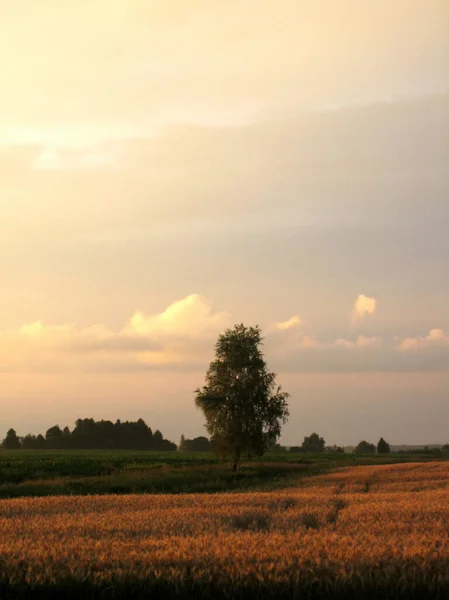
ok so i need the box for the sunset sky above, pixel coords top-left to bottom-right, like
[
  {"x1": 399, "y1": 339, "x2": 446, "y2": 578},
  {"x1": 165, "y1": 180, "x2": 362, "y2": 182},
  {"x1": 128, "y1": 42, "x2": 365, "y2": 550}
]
[{"x1": 1, "y1": 0, "x2": 448, "y2": 446}]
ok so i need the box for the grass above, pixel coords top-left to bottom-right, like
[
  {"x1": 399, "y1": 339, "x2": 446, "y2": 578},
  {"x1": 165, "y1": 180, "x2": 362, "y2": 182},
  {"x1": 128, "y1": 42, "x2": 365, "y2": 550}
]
[
  {"x1": 0, "y1": 448, "x2": 443, "y2": 498},
  {"x1": 0, "y1": 463, "x2": 311, "y2": 498},
  {"x1": 0, "y1": 449, "x2": 218, "y2": 483}
]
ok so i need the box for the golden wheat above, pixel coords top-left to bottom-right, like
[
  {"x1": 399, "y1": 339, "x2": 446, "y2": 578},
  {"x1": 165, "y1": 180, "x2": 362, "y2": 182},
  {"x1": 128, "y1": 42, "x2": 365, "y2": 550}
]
[{"x1": 1, "y1": 461, "x2": 449, "y2": 597}]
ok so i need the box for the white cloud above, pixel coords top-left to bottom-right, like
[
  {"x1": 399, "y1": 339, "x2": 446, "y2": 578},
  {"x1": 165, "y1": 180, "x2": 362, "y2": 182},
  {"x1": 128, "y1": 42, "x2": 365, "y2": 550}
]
[
  {"x1": 352, "y1": 294, "x2": 377, "y2": 323},
  {"x1": 125, "y1": 294, "x2": 229, "y2": 338},
  {"x1": 0, "y1": 294, "x2": 230, "y2": 373},
  {"x1": 267, "y1": 323, "x2": 449, "y2": 372},
  {"x1": 2, "y1": 295, "x2": 449, "y2": 374},
  {"x1": 397, "y1": 328, "x2": 449, "y2": 352},
  {"x1": 356, "y1": 335, "x2": 383, "y2": 348},
  {"x1": 334, "y1": 335, "x2": 383, "y2": 349},
  {"x1": 275, "y1": 315, "x2": 302, "y2": 331}
]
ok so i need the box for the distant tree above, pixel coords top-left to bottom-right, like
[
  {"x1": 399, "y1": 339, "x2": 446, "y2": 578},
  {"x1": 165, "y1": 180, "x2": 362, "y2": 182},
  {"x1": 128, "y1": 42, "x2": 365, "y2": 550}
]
[
  {"x1": 377, "y1": 437, "x2": 390, "y2": 454},
  {"x1": 268, "y1": 442, "x2": 287, "y2": 453},
  {"x1": 35, "y1": 434, "x2": 46, "y2": 449},
  {"x1": 46, "y1": 425, "x2": 63, "y2": 439},
  {"x1": 72, "y1": 418, "x2": 97, "y2": 448},
  {"x1": 182, "y1": 436, "x2": 211, "y2": 452},
  {"x1": 153, "y1": 429, "x2": 164, "y2": 448},
  {"x1": 289, "y1": 446, "x2": 304, "y2": 453},
  {"x1": 301, "y1": 433, "x2": 326, "y2": 453},
  {"x1": 354, "y1": 440, "x2": 376, "y2": 454},
  {"x1": 325, "y1": 445, "x2": 345, "y2": 454},
  {"x1": 61, "y1": 426, "x2": 71, "y2": 448},
  {"x1": 162, "y1": 439, "x2": 177, "y2": 451},
  {"x1": 3, "y1": 428, "x2": 21, "y2": 449},
  {"x1": 22, "y1": 434, "x2": 38, "y2": 449},
  {"x1": 45, "y1": 425, "x2": 64, "y2": 449},
  {"x1": 178, "y1": 434, "x2": 186, "y2": 451},
  {"x1": 195, "y1": 324, "x2": 289, "y2": 471}
]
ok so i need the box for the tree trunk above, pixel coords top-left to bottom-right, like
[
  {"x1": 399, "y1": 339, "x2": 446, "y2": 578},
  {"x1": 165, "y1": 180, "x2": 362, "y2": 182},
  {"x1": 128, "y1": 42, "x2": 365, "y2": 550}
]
[{"x1": 232, "y1": 447, "x2": 241, "y2": 472}]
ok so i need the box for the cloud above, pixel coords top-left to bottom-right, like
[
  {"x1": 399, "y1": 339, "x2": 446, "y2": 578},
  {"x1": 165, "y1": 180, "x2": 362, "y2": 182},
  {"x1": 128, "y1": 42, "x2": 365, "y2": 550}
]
[
  {"x1": 2, "y1": 295, "x2": 449, "y2": 375},
  {"x1": 334, "y1": 335, "x2": 383, "y2": 349},
  {"x1": 1, "y1": 0, "x2": 446, "y2": 144},
  {"x1": 125, "y1": 294, "x2": 229, "y2": 339},
  {"x1": 265, "y1": 327, "x2": 448, "y2": 373},
  {"x1": 352, "y1": 294, "x2": 377, "y2": 323},
  {"x1": 275, "y1": 315, "x2": 302, "y2": 331},
  {"x1": 0, "y1": 294, "x2": 230, "y2": 373},
  {"x1": 396, "y1": 328, "x2": 449, "y2": 352}
]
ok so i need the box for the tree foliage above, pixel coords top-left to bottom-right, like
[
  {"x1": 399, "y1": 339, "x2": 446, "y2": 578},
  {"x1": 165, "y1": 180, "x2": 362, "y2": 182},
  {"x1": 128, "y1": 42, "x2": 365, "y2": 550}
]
[
  {"x1": 354, "y1": 440, "x2": 376, "y2": 454},
  {"x1": 301, "y1": 432, "x2": 326, "y2": 453},
  {"x1": 2, "y1": 419, "x2": 176, "y2": 451},
  {"x1": 179, "y1": 436, "x2": 211, "y2": 452},
  {"x1": 195, "y1": 324, "x2": 289, "y2": 469},
  {"x1": 325, "y1": 444, "x2": 345, "y2": 454},
  {"x1": 210, "y1": 433, "x2": 231, "y2": 459},
  {"x1": 2, "y1": 428, "x2": 21, "y2": 450},
  {"x1": 377, "y1": 437, "x2": 391, "y2": 454}
]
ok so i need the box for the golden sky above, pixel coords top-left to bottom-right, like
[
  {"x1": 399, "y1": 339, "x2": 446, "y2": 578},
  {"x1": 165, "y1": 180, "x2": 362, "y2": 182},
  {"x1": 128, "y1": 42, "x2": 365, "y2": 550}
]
[{"x1": 1, "y1": 1, "x2": 448, "y2": 444}]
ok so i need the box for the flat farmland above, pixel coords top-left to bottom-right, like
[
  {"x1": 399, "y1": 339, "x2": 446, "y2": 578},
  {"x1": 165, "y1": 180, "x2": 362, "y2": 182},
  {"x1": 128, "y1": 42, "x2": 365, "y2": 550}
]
[
  {"x1": 0, "y1": 449, "x2": 438, "y2": 498},
  {"x1": 1, "y1": 461, "x2": 449, "y2": 599}
]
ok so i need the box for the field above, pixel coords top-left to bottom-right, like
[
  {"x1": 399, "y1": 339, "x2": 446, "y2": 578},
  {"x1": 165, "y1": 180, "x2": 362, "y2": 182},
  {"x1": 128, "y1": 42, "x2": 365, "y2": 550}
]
[
  {"x1": 1, "y1": 460, "x2": 449, "y2": 598},
  {"x1": 0, "y1": 449, "x2": 441, "y2": 498}
]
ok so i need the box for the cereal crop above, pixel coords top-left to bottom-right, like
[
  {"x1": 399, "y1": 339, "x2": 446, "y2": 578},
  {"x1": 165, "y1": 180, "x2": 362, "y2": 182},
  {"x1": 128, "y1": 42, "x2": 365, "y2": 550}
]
[{"x1": 1, "y1": 461, "x2": 449, "y2": 598}]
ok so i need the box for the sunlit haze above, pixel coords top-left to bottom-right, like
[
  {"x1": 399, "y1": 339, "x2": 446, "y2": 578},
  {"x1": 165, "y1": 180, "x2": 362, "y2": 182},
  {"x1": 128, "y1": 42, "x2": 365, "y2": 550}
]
[{"x1": 1, "y1": 0, "x2": 448, "y2": 445}]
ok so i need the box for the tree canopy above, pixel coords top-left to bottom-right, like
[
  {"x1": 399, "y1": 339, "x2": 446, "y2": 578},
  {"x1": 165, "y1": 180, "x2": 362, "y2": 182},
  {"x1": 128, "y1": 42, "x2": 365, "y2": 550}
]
[
  {"x1": 2, "y1": 428, "x2": 21, "y2": 450},
  {"x1": 301, "y1": 432, "x2": 326, "y2": 453},
  {"x1": 377, "y1": 437, "x2": 391, "y2": 454},
  {"x1": 354, "y1": 440, "x2": 376, "y2": 454},
  {"x1": 195, "y1": 324, "x2": 289, "y2": 470},
  {"x1": 179, "y1": 435, "x2": 211, "y2": 452}
]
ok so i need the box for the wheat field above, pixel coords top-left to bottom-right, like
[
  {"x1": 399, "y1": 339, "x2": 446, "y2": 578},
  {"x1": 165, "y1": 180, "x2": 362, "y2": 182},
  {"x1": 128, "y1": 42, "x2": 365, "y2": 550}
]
[{"x1": 1, "y1": 461, "x2": 449, "y2": 598}]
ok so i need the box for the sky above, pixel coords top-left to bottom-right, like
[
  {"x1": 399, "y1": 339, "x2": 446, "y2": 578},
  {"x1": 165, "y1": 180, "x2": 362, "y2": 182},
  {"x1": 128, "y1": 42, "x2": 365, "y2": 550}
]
[{"x1": 1, "y1": 0, "x2": 448, "y2": 446}]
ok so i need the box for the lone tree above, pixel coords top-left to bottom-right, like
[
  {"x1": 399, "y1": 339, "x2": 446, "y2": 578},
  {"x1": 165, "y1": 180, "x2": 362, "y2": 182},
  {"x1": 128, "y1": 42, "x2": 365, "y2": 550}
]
[
  {"x1": 301, "y1": 432, "x2": 326, "y2": 453},
  {"x1": 3, "y1": 428, "x2": 21, "y2": 449},
  {"x1": 377, "y1": 437, "x2": 391, "y2": 454},
  {"x1": 195, "y1": 324, "x2": 290, "y2": 471}
]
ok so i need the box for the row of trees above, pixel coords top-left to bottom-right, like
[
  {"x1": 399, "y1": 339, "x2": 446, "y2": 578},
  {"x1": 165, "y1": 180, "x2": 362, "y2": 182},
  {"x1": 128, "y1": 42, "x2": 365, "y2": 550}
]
[
  {"x1": 277, "y1": 434, "x2": 390, "y2": 454},
  {"x1": 2, "y1": 418, "x2": 176, "y2": 451},
  {"x1": 176, "y1": 433, "x2": 393, "y2": 456},
  {"x1": 355, "y1": 438, "x2": 391, "y2": 454}
]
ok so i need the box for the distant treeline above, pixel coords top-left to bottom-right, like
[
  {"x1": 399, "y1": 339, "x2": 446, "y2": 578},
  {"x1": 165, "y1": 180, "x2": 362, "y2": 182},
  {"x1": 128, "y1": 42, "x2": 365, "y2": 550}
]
[
  {"x1": 2, "y1": 424, "x2": 448, "y2": 455},
  {"x1": 2, "y1": 418, "x2": 177, "y2": 451}
]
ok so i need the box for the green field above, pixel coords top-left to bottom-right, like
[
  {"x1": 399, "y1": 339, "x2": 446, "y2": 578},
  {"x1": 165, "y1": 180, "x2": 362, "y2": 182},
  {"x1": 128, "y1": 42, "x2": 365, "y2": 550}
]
[{"x1": 0, "y1": 449, "x2": 443, "y2": 498}]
